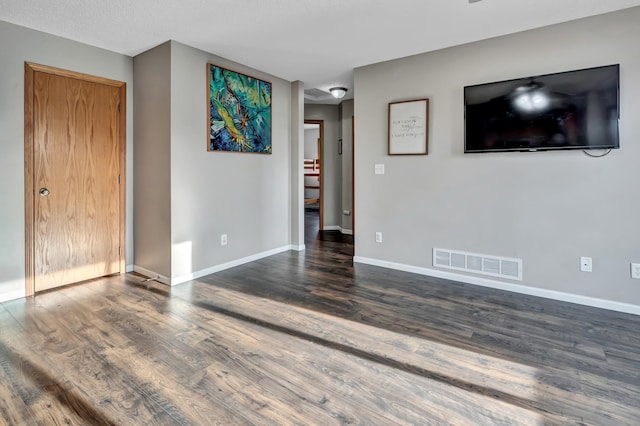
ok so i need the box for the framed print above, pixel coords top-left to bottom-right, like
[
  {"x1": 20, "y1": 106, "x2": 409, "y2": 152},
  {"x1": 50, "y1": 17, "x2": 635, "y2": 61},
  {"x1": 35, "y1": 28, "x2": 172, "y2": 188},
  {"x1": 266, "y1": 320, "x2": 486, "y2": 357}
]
[
  {"x1": 207, "y1": 64, "x2": 272, "y2": 153},
  {"x1": 388, "y1": 98, "x2": 429, "y2": 155}
]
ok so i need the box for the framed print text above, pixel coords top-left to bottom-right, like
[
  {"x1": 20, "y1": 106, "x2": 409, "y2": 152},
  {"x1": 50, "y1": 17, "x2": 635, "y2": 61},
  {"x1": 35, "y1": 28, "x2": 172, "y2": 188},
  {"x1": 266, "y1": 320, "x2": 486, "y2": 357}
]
[{"x1": 388, "y1": 99, "x2": 429, "y2": 155}]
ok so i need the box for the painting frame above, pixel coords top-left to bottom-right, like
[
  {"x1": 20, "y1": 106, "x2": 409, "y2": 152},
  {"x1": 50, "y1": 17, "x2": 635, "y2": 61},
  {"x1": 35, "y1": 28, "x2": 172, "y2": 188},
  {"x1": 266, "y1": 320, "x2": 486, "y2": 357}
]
[
  {"x1": 388, "y1": 98, "x2": 429, "y2": 155},
  {"x1": 207, "y1": 63, "x2": 272, "y2": 154}
]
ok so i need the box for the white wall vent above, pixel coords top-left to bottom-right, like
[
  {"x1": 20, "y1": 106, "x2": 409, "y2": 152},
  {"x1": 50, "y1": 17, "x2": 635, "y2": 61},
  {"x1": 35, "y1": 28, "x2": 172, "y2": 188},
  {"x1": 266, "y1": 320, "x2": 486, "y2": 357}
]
[{"x1": 433, "y1": 248, "x2": 523, "y2": 281}]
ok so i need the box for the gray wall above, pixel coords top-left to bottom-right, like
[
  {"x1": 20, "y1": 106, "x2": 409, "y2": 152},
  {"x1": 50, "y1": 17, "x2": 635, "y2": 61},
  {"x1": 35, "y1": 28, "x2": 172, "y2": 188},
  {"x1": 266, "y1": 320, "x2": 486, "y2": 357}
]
[
  {"x1": 133, "y1": 41, "x2": 293, "y2": 281},
  {"x1": 0, "y1": 21, "x2": 134, "y2": 302},
  {"x1": 304, "y1": 127, "x2": 320, "y2": 159},
  {"x1": 290, "y1": 81, "x2": 305, "y2": 249},
  {"x1": 133, "y1": 42, "x2": 172, "y2": 278},
  {"x1": 341, "y1": 100, "x2": 354, "y2": 233},
  {"x1": 304, "y1": 104, "x2": 341, "y2": 229},
  {"x1": 354, "y1": 8, "x2": 640, "y2": 306}
]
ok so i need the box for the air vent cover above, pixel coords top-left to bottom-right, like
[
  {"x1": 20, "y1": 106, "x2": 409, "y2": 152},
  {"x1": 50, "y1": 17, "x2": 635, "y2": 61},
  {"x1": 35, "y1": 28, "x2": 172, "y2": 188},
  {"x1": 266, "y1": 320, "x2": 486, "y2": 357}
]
[
  {"x1": 304, "y1": 88, "x2": 330, "y2": 101},
  {"x1": 433, "y1": 248, "x2": 522, "y2": 281}
]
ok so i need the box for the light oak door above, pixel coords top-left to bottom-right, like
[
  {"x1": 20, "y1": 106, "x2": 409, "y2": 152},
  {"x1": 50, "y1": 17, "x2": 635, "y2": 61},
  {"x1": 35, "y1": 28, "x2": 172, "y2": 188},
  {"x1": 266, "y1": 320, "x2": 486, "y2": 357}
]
[{"x1": 25, "y1": 64, "x2": 126, "y2": 293}]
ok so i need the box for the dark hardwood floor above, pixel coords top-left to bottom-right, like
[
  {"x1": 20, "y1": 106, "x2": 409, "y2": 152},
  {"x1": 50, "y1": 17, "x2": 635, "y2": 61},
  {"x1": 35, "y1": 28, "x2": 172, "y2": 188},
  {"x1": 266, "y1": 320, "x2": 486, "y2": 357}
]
[{"x1": 1, "y1": 211, "x2": 639, "y2": 424}]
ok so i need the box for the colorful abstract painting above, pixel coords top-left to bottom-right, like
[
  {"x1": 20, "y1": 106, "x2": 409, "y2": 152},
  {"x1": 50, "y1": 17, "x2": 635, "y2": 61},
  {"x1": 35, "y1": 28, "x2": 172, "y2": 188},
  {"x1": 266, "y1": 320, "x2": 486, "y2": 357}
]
[{"x1": 208, "y1": 64, "x2": 272, "y2": 153}]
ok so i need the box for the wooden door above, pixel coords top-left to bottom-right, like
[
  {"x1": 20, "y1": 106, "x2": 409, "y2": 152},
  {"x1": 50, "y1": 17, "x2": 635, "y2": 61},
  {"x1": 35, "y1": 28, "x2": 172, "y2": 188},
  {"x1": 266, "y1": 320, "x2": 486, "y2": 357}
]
[{"x1": 25, "y1": 63, "x2": 126, "y2": 294}]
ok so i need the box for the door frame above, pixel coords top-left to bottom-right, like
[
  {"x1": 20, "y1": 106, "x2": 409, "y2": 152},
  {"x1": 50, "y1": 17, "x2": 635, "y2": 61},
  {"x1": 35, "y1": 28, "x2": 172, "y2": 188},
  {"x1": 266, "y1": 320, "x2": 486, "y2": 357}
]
[
  {"x1": 304, "y1": 119, "x2": 324, "y2": 231},
  {"x1": 24, "y1": 62, "x2": 127, "y2": 296}
]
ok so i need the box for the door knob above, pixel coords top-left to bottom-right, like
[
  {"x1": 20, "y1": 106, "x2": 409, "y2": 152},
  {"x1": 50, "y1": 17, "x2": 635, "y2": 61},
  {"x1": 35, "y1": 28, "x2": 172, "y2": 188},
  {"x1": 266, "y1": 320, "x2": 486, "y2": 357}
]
[{"x1": 39, "y1": 188, "x2": 50, "y2": 196}]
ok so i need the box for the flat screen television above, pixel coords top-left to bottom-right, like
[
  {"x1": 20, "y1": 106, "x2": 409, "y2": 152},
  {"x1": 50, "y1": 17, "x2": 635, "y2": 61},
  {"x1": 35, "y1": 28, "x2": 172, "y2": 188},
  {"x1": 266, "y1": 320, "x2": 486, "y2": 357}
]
[{"x1": 464, "y1": 64, "x2": 620, "y2": 153}]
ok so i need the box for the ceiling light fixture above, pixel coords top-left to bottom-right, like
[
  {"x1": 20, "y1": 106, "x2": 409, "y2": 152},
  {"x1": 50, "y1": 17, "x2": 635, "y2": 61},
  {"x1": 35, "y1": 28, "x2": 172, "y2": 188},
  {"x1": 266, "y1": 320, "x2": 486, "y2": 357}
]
[{"x1": 329, "y1": 87, "x2": 348, "y2": 99}]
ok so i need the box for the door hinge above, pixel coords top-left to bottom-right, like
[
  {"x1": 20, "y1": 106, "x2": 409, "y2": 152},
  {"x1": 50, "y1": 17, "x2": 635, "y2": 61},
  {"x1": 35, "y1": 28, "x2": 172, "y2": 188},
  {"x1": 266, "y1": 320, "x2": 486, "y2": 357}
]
[
  {"x1": 118, "y1": 175, "x2": 121, "y2": 184},
  {"x1": 118, "y1": 103, "x2": 121, "y2": 112},
  {"x1": 118, "y1": 246, "x2": 121, "y2": 256}
]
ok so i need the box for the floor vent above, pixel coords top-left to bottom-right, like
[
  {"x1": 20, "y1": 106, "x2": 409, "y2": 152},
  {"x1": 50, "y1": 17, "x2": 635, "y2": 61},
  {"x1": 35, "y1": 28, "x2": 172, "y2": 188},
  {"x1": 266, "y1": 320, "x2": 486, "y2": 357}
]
[{"x1": 433, "y1": 248, "x2": 522, "y2": 281}]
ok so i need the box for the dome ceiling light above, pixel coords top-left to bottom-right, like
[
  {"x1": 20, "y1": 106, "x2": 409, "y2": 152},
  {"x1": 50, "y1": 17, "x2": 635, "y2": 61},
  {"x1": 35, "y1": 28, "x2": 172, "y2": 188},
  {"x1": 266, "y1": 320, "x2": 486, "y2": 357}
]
[{"x1": 329, "y1": 87, "x2": 348, "y2": 99}]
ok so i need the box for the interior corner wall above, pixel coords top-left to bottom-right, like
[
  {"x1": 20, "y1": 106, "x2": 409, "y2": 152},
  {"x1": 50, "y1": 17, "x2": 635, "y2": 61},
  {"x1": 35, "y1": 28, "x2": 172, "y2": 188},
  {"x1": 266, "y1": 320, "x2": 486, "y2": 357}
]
[
  {"x1": 354, "y1": 7, "x2": 640, "y2": 306},
  {"x1": 340, "y1": 100, "x2": 354, "y2": 232},
  {"x1": 168, "y1": 41, "x2": 292, "y2": 280},
  {"x1": 304, "y1": 104, "x2": 341, "y2": 229},
  {"x1": 290, "y1": 81, "x2": 305, "y2": 249},
  {"x1": 133, "y1": 42, "x2": 172, "y2": 279},
  {"x1": 0, "y1": 21, "x2": 134, "y2": 302}
]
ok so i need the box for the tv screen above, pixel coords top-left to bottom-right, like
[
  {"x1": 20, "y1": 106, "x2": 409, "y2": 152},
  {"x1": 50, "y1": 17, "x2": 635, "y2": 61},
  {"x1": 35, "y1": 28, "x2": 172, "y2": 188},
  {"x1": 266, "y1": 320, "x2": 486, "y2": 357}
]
[{"x1": 464, "y1": 64, "x2": 620, "y2": 153}]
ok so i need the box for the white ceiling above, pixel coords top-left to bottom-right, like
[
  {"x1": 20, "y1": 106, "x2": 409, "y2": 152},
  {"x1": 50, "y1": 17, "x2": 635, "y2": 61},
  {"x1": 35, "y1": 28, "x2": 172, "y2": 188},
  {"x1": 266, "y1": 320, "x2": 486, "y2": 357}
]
[{"x1": 2, "y1": 0, "x2": 640, "y2": 104}]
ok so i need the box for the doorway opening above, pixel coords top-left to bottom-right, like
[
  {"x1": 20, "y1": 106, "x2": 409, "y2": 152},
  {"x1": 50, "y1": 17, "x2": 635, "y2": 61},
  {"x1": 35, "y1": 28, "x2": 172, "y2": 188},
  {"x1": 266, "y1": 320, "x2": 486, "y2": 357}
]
[{"x1": 303, "y1": 120, "x2": 323, "y2": 240}]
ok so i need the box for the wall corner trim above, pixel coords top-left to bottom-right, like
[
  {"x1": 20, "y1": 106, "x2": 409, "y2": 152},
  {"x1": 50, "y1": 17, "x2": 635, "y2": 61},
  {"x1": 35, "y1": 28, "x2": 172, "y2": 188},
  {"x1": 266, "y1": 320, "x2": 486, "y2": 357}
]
[
  {"x1": 353, "y1": 256, "x2": 640, "y2": 316},
  {"x1": 132, "y1": 266, "x2": 171, "y2": 285}
]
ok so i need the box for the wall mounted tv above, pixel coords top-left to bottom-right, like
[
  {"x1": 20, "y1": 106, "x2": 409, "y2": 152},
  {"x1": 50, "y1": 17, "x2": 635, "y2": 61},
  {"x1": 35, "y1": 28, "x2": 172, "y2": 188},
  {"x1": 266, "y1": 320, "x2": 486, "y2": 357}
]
[{"x1": 464, "y1": 64, "x2": 620, "y2": 153}]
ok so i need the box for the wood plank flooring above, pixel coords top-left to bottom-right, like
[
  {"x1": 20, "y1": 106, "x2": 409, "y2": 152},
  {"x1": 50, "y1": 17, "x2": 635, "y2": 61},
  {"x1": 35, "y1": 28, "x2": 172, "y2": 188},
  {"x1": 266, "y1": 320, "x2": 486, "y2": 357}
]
[{"x1": 1, "y1": 210, "x2": 639, "y2": 425}]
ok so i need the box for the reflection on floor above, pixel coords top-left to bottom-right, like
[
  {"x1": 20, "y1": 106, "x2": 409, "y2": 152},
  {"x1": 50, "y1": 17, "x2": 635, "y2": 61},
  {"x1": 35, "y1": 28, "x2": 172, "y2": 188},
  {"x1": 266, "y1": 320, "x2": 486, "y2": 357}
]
[{"x1": 305, "y1": 207, "x2": 353, "y2": 249}]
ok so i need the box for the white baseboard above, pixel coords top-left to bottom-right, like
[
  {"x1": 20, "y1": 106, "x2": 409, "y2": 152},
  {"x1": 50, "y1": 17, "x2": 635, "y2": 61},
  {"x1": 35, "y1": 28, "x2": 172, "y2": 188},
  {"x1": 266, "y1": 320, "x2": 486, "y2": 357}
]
[
  {"x1": 322, "y1": 225, "x2": 353, "y2": 235},
  {"x1": 0, "y1": 277, "x2": 26, "y2": 302},
  {"x1": 0, "y1": 289, "x2": 25, "y2": 303},
  {"x1": 170, "y1": 245, "x2": 294, "y2": 286},
  {"x1": 4, "y1": 246, "x2": 295, "y2": 302},
  {"x1": 353, "y1": 256, "x2": 640, "y2": 316}
]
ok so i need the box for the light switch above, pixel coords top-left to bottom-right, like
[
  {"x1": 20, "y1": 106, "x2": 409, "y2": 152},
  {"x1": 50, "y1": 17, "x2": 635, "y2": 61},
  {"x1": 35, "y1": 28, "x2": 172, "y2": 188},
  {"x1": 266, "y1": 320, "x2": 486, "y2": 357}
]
[
  {"x1": 631, "y1": 263, "x2": 640, "y2": 279},
  {"x1": 375, "y1": 164, "x2": 385, "y2": 175}
]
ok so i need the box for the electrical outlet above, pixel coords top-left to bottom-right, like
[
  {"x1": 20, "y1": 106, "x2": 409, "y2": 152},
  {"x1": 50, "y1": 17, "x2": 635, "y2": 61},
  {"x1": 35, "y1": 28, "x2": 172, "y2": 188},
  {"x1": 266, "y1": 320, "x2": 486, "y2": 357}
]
[
  {"x1": 221, "y1": 234, "x2": 228, "y2": 246},
  {"x1": 580, "y1": 256, "x2": 592, "y2": 272},
  {"x1": 375, "y1": 232, "x2": 382, "y2": 243},
  {"x1": 374, "y1": 164, "x2": 385, "y2": 175},
  {"x1": 631, "y1": 263, "x2": 640, "y2": 279}
]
